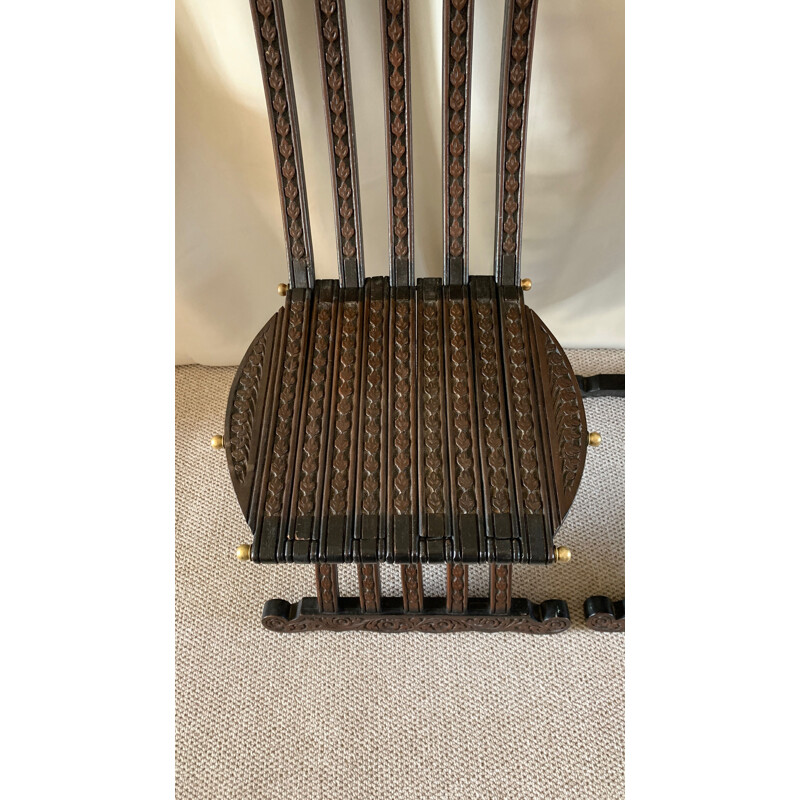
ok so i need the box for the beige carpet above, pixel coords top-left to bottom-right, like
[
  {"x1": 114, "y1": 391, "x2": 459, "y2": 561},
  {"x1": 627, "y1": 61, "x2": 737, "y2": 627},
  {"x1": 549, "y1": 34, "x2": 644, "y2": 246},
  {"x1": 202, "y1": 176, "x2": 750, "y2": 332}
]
[{"x1": 176, "y1": 349, "x2": 624, "y2": 800}]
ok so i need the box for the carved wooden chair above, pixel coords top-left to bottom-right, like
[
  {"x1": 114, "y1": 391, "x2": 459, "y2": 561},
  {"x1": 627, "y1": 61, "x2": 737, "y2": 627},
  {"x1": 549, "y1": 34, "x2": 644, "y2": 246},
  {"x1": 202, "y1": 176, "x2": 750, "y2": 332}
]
[{"x1": 211, "y1": 0, "x2": 622, "y2": 634}]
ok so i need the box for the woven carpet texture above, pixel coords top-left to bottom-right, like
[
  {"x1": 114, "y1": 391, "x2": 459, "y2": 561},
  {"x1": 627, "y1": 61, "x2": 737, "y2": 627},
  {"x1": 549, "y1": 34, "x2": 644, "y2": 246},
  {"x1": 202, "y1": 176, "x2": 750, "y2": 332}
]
[{"x1": 176, "y1": 349, "x2": 624, "y2": 799}]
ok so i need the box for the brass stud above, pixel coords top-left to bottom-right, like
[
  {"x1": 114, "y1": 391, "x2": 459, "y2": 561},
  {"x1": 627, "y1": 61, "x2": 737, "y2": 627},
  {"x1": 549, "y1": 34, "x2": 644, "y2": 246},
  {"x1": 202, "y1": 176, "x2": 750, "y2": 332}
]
[
  {"x1": 235, "y1": 544, "x2": 251, "y2": 562},
  {"x1": 588, "y1": 432, "x2": 602, "y2": 447},
  {"x1": 520, "y1": 278, "x2": 532, "y2": 291},
  {"x1": 277, "y1": 283, "x2": 289, "y2": 297},
  {"x1": 210, "y1": 434, "x2": 224, "y2": 450},
  {"x1": 554, "y1": 546, "x2": 571, "y2": 564}
]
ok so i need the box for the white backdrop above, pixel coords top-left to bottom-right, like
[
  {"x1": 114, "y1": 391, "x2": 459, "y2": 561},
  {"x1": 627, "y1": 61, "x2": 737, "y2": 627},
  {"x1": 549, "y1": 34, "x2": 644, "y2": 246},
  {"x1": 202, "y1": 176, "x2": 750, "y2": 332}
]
[{"x1": 176, "y1": 0, "x2": 624, "y2": 365}]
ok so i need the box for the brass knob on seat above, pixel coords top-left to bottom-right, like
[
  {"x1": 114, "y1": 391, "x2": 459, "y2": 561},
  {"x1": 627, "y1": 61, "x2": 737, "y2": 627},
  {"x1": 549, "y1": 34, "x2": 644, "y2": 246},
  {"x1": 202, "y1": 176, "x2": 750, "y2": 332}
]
[
  {"x1": 520, "y1": 278, "x2": 532, "y2": 291},
  {"x1": 235, "y1": 544, "x2": 251, "y2": 562},
  {"x1": 588, "y1": 432, "x2": 602, "y2": 447},
  {"x1": 210, "y1": 435, "x2": 224, "y2": 450},
  {"x1": 277, "y1": 283, "x2": 289, "y2": 297},
  {"x1": 554, "y1": 546, "x2": 571, "y2": 564}
]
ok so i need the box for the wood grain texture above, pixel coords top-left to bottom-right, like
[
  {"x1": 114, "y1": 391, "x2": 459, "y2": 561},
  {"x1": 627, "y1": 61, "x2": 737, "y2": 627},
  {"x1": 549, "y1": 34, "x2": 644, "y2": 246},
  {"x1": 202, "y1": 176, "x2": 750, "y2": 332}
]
[{"x1": 249, "y1": 0, "x2": 314, "y2": 288}]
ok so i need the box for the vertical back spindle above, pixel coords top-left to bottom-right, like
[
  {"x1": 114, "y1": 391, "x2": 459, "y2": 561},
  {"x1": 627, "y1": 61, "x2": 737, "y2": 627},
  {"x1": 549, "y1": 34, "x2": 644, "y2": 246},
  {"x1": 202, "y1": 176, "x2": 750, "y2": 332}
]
[
  {"x1": 250, "y1": 0, "x2": 315, "y2": 289},
  {"x1": 494, "y1": 0, "x2": 539, "y2": 286},
  {"x1": 442, "y1": 0, "x2": 475, "y2": 285},
  {"x1": 380, "y1": 0, "x2": 414, "y2": 286},
  {"x1": 315, "y1": 0, "x2": 365, "y2": 288}
]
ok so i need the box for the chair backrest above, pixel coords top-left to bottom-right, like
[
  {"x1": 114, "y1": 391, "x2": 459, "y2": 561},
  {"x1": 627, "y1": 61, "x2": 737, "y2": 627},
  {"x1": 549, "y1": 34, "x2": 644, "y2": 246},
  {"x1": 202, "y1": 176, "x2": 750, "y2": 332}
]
[{"x1": 250, "y1": 0, "x2": 539, "y2": 289}]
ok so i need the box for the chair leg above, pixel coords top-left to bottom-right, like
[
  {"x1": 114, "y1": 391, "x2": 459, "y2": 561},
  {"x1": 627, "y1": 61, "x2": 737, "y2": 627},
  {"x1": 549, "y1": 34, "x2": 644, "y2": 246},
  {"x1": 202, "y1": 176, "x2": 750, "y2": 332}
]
[
  {"x1": 583, "y1": 595, "x2": 625, "y2": 631},
  {"x1": 401, "y1": 564, "x2": 424, "y2": 612},
  {"x1": 489, "y1": 564, "x2": 512, "y2": 614},
  {"x1": 446, "y1": 564, "x2": 468, "y2": 613},
  {"x1": 358, "y1": 564, "x2": 382, "y2": 612},
  {"x1": 315, "y1": 564, "x2": 339, "y2": 613}
]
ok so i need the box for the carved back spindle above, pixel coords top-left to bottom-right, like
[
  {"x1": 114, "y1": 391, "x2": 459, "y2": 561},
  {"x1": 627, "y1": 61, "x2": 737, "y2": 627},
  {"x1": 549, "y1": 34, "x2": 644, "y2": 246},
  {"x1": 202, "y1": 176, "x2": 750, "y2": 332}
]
[
  {"x1": 494, "y1": 0, "x2": 539, "y2": 286},
  {"x1": 250, "y1": 0, "x2": 315, "y2": 289},
  {"x1": 380, "y1": 0, "x2": 414, "y2": 286},
  {"x1": 315, "y1": 0, "x2": 365, "y2": 288},
  {"x1": 443, "y1": 0, "x2": 475, "y2": 285}
]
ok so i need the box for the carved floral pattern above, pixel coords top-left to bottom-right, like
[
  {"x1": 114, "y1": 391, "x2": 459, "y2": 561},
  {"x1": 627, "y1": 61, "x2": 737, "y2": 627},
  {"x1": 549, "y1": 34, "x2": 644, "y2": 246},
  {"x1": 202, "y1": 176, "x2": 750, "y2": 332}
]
[
  {"x1": 391, "y1": 293, "x2": 413, "y2": 514},
  {"x1": 229, "y1": 326, "x2": 270, "y2": 484},
  {"x1": 401, "y1": 564, "x2": 423, "y2": 612},
  {"x1": 445, "y1": 0, "x2": 473, "y2": 263},
  {"x1": 499, "y1": 0, "x2": 536, "y2": 260},
  {"x1": 540, "y1": 321, "x2": 583, "y2": 501},
  {"x1": 503, "y1": 299, "x2": 542, "y2": 512},
  {"x1": 358, "y1": 564, "x2": 381, "y2": 612},
  {"x1": 420, "y1": 290, "x2": 445, "y2": 514},
  {"x1": 263, "y1": 295, "x2": 306, "y2": 515},
  {"x1": 315, "y1": 564, "x2": 338, "y2": 612},
  {"x1": 447, "y1": 563, "x2": 468, "y2": 613},
  {"x1": 383, "y1": 0, "x2": 412, "y2": 268},
  {"x1": 317, "y1": 0, "x2": 361, "y2": 271},
  {"x1": 473, "y1": 295, "x2": 511, "y2": 513},
  {"x1": 254, "y1": 0, "x2": 309, "y2": 263}
]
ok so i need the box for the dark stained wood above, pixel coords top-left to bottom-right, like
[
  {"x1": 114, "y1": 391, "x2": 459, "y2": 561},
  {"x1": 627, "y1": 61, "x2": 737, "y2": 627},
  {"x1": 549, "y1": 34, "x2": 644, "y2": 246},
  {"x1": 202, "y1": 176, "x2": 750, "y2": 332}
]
[
  {"x1": 577, "y1": 374, "x2": 625, "y2": 398},
  {"x1": 263, "y1": 596, "x2": 571, "y2": 634},
  {"x1": 584, "y1": 596, "x2": 625, "y2": 632},
  {"x1": 227, "y1": 280, "x2": 587, "y2": 564},
  {"x1": 494, "y1": 0, "x2": 539, "y2": 286},
  {"x1": 446, "y1": 563, "x2": 469, "y2": 613},
  {"x1": 315, "y1": 564, "x2": 340, "y2": 612},
  {"x1": 249, "y1": 0, "x2": 314, "y2": 289},
  {"x1": 443, "y1": 0, "x2": 475, "y2": 285},
  {"x1": 315, "y1": 0, "x2": 364, "y2": 288},
  {"x1": 221, "y1": 0, "x2": 608, "y2": 632},
  {"x1": 400, "y1": 564, "x2": 424, "y2": 613},
  {"x1": 358, "y1": 564, "x2": 382, "y2": 613},
  {"x1": 489, "y1": 564, "x2": 513, "y2": 614},
  {"x1": 380, "y1": 0, "x2": 414, "y2": 286}
]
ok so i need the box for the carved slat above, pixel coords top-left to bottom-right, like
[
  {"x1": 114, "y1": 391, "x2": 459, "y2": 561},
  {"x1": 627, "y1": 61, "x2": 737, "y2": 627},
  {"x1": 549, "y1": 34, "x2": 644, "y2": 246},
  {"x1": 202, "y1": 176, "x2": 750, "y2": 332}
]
[
  {"x1": 530, "y1": 311, "x2": 587, "y2": 528},
  {"x1": 442, "y1": 283, "x2": 482, "y2": 561},
  {"x1": 386, "y1": 285, "x2": 418, "y2": 562},
  {"x1": 443, "y1": 0, "x2": 475, "y2": 285},
  {"x1": 285, "y1": 281, "x2": 338, "y2": 561},
  {"x1": 249, "y1": 0, "x2": 314, "y2": 288},
  {"x1": 380, "y1": 0, "x2": 414, "y2": 286},
  {"x1": 497, "y1": 284, "x2": 546, "y2": 561},
  {"x1": 446, "y1": 563, "x2": 468, "y2": 613},
  {"x1": 416, "y1": 279, "x2": 450, "y2": 560},
  {"x1": 358, "y1": 564, "x2": 382, "y2": 612},
  {"x1": 254, "y1": 289, "x2": 314, "y2": 562},
  {"x1": 315, "y1": 564, "x2": 340, "y2": 612},
  {"x1": 315, "y1": 0, "x2": 364, "y2": 287},
  {"x1": 469, "y1": 277, "x2": 518, "y2": 562},
  {"x1": 401, "y1": 564, "x2": 424, "y2": 612},
  {"x1": 489, "y1": 564, "x2": 512, "y2": 614},
  {"x1": 494, "y1": 0, "x2": 539, "y2": 285},
  {"x1": 318, "y1": 285, "x2": 365, "y2": 561},
  {"x1": 353, "y1": 278, "x2": 391, "y2": 561}
]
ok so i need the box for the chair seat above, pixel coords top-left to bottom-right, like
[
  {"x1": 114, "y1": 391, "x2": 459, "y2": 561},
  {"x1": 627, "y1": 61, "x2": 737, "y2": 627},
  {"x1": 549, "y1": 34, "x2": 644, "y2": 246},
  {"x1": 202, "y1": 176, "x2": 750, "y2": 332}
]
[{"x1": 224, "y1": 275, "x2": 587, "y2": 564}]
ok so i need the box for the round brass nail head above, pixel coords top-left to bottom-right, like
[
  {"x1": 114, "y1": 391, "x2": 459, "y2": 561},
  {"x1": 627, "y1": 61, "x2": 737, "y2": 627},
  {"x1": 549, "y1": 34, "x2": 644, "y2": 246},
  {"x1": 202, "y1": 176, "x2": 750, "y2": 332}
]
[
  {"x1": 211, "y1": 435, "x2": 224, "y2": 450},
  {"x1": 554, "y1": 546, "x2": 571, "y2": 564},
  {"x1": 588, "y1": 432, "x2": 602, "y2": 447},
  {"x1": 277, "y1": 283, "x2": 289, "y2": 297},
  {"x1": 520, "y1": 278, "x2": 532, "y2": 291},
  {"x1": 235, "y1": 544, "x2": 251, "y2": 562}
]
